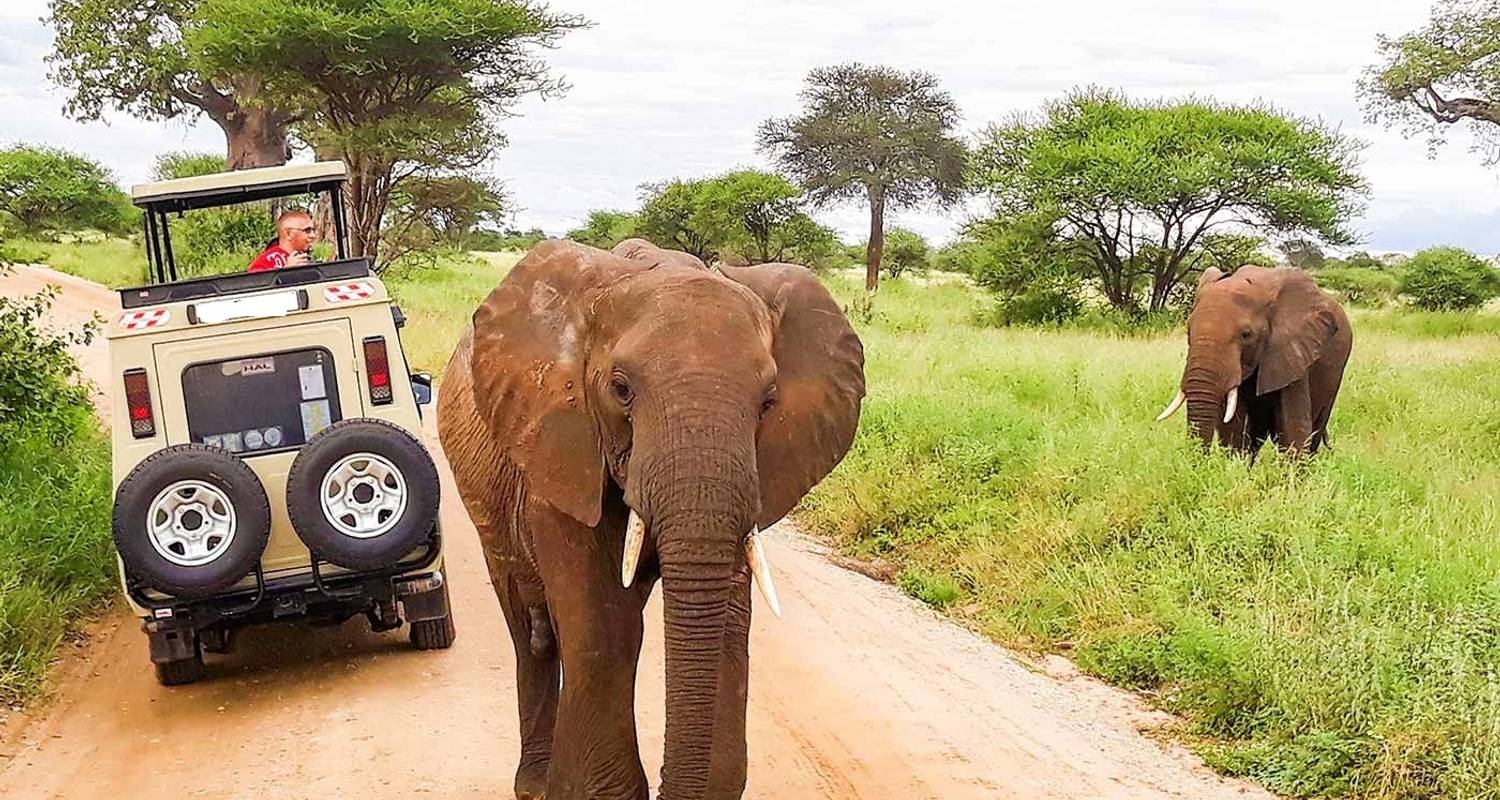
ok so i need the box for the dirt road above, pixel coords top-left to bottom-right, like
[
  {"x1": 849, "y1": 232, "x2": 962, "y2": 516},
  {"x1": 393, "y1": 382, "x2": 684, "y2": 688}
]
[{"x1": 0, "y1": 265, "x2": 1269, "y2": 799}]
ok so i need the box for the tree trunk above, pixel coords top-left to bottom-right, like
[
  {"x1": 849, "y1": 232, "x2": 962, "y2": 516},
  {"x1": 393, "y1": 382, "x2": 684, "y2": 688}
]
[
  {"x1": 221, "y1": 106, "x2": 289, "y2": 171},
  {"x1": 865, "y1": 191, "x2": 885, "y2": 293}
]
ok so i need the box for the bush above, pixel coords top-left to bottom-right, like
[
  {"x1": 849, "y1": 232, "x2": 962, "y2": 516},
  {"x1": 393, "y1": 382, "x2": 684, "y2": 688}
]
[
  {"x1": 1316, "y1": 266, "x2": 1401, "y2": 307},
  {"x1": 170, "y1": 205, "x2": 275, "y2": 278},
  {"x1": 0, "y1": 271, "x2": 97, "y2": 442},
  {"x1": 881, "y1": 228, "x2": 930, "y2": 278},
  {"x1": 0, "y1": 145, "x2": 133, "y2": 237},
  {"x1": 1399, "y1": 246, "x2": 1500, "y2": 310},
  {"x1": 469, "y1": 228, "x2": 546, "y2": 252}
]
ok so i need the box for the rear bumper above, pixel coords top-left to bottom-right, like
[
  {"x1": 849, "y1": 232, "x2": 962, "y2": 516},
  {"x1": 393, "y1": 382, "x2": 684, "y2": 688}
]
[{"x1": 130, "y1": 526, "x2": 445, "y2": 643}]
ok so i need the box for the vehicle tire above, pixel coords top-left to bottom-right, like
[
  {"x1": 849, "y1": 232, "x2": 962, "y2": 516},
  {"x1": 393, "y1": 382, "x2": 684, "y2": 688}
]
[
  {"x1": 154, "y1": 647, "x2": 206, "y2": 686},
  {"x1": 113, "y1": 445, "x2": 271, "y2": 599},
  {"x1": 410, "y1": 613, "x2": 456, "y2": 650},
  {"x1": 286, "y1": 419, "x2": 439, "y2": 571}
]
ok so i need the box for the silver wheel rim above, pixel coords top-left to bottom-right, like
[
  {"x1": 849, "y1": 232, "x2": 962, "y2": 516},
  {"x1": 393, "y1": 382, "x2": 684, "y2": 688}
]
[
  {"x1": 320, "y1": 453, "x2": 408, "y2": 539},
  {"x1": 147, "y1": 480, "x2": 238, "y2": 567}
]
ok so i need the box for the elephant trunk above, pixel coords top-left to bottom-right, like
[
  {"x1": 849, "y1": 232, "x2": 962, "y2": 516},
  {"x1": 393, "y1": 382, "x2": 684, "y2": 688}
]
[
  {"x1": 1183, "y1": 364, "x2": 1227, "y2": 448},
  {"x1": 656, "y1": 522, "x2": 751, "y2": 800},
  {"x1": 629, "y1": 396, "x2": 758, "y2": 799}
]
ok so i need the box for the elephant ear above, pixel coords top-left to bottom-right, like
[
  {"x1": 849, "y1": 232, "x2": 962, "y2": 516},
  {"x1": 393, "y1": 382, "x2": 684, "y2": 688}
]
[
  {"x1": 469, "y1": 240, "x2": 644, "y2": 527},
  {"x1": 719, "y1": 263, "x2": 866, "y2": 528},
  {"x1": 1197, "y1": 266, "x2": 1226, "y2": 290},
  {"x1": 1257, "y1": 270, "x2": 1341, "y2": 396}
]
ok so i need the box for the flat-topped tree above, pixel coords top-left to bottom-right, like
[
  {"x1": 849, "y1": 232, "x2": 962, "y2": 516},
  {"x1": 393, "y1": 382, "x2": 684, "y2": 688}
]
[
  {"x1": 1361, "y1": 0, "x2": 1500, "y2": 161},
  {"x1": 759, "y1": 63, "x2": 968, "y2": 292},
  {"x1": 47, "y1": 0, "x2": 293, "y2": 169}
]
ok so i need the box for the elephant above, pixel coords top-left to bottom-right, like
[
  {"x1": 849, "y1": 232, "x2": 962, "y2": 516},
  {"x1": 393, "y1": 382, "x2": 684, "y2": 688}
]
[
  {"x1": 1156, "y1": 265, "x2": 1352, "y2": 454},
  {"x1": 437, "y1": 239, "x2": 865, "y2": 800}
]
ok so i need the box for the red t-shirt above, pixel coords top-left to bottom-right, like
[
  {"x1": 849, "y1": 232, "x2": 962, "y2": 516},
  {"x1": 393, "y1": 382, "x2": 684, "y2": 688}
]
[{"x1": 248, "y1": 242, "x2": 293, "y2": 273}]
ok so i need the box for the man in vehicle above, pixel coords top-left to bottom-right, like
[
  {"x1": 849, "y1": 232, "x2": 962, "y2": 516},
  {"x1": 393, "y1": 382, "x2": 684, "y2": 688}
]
[{"x1": 247, "y1": 209, "x2": 316, "y2": 272}]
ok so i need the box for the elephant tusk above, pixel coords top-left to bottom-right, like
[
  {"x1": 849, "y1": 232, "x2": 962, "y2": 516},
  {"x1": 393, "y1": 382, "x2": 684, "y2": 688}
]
[
  {"x1": 745, "y1": 528, "x2": 783, "y2": 619},
  {"x1": 1155, "y1": 390, "x2": 1186, "y2": 422},
  {"x1": 1222, "y1": 388, "x2": 1239, "y2": 424},
  {"x1": 621, "y1": 510, "x2": 646, "y2": 588}
]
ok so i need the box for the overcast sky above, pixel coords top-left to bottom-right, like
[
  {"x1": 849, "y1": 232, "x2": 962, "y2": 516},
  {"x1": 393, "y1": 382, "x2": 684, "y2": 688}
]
[{"x1": 3, "y1": 0, "x2": 1498, "y2": 253}]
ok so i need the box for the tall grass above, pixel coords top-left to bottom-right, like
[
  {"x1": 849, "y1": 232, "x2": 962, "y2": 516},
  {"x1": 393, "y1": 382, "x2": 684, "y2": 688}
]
[
  {"x1": 0, "y1": 413, "x2": 115, "y2": 702},
  {"x1": 802, "y1": 277, "x2": 1500, "y2": 799}
]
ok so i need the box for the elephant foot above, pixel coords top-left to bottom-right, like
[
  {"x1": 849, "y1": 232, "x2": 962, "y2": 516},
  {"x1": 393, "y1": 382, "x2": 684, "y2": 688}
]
[{"x1": 516, "y1": 760, "x2": 548, "y2": 800}]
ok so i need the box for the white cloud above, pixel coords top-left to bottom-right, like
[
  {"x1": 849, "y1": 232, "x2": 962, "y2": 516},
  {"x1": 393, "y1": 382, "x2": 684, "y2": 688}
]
[{"x1": 5, "y1": 0, "x2": 1499, "y2": 252}]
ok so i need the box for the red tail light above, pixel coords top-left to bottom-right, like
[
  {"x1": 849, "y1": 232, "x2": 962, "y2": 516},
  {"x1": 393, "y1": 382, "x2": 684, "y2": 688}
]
[
  {"x1": 363, "y1": 337, "x2": 393, "y2": 405},
  {"x1": 123, "y1": 369, "x2": 156, "y2": 438}
]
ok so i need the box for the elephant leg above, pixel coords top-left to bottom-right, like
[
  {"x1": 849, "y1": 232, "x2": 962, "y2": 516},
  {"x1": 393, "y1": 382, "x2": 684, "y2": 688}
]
[
  {"x1": 529, "y1": 500, "x2": 652, "y2": 800},
  {"x1": 499, "y1": 574, "x2": 559, "y2": 799},
  {"x1": 479, "y1": 526, "x2": 559, "y2": 800},
  {"x1": 1276, "y1": 378, "x2": 1315, "y2": 453}
]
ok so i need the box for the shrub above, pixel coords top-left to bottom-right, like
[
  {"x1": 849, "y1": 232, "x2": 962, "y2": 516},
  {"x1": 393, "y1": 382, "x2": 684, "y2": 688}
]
[
  {"x1": 1399, "y1": 246, "x2": 1500, "y2": 310},
  {"x1": 1316, "y1": 266, "x2": 1401, "y2": 306},
  {"x1": 0, "y1": 270, "x2": 97, "y2": 443},
  {"x1": 881, "y1": 228, "x2": 930, "y2": 278},
  {"x1": 169, "y1": 205, "x2": 275, "y2": 278},
  {"x1": 0, "y1": 145, "x2": 133, "y2": 237}
]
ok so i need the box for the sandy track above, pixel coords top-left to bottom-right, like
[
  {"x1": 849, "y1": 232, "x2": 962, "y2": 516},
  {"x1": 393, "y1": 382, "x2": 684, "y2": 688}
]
[{"x1": 0, "y1": 265, "x2": 1269, "y2": 799}]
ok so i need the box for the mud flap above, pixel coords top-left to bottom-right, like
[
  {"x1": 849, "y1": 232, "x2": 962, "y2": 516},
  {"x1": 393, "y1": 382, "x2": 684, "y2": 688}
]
[
  {"x1": 398, "y1": 573, "x2": 449, "y2": 622},
  {"x1": 144, "y1": 621, "x2": 198, "y2": 664}
]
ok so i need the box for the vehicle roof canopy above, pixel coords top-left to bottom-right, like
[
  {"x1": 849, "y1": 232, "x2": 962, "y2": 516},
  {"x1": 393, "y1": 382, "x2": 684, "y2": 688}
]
[{"x1": 130, "y1": 161, "x2": 347, "y2": 213}]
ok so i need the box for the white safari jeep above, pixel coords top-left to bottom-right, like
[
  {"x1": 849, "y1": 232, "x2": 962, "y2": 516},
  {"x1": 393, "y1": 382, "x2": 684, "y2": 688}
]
[{"x1": 108, "y1": 162, "x2": 453, "y2": 685}]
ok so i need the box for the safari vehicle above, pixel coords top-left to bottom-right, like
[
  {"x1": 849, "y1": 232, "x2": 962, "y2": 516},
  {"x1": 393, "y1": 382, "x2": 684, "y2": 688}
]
[{"x1": 108, "y1": 161, "x2": 453, "y2": 686}]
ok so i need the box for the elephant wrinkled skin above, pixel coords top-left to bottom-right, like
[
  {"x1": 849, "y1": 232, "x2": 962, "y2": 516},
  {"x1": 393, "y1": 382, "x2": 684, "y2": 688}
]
[
  {"x1": 438, "y1": 240, "x2": 865, "y2": 800},
  {"x1": 1158, "y1": 265, "x2": 1352, "y2": 454}
]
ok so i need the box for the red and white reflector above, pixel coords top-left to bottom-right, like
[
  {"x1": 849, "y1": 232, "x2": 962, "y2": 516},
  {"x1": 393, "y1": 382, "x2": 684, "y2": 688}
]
[
  {"x1": 119, "y1": 308, "x2": 170, "y2": 330},
  {"x1": 122, "y1": 369, "x2": 156, "y2": 439},
  {"x1": 363, "y1": 336, "x2": 393, "y2": 405},
  {"x1": 324, "y1": 282, "x2": 376, "y2": 303}
]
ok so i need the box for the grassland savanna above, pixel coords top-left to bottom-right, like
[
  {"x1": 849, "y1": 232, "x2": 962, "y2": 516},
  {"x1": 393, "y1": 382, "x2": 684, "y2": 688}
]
[{"x1": 800, "y1": 276, "x2": 1500, "y2": 799}]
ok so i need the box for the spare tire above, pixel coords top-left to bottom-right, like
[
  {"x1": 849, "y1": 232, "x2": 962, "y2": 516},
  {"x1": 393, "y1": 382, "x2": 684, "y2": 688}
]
[
  {"x1": 286, "y1": 419, "x2": 440, "y2": 571},
  {"x1": 113, "y1": 444, "x2": 271, "y2": 599}
]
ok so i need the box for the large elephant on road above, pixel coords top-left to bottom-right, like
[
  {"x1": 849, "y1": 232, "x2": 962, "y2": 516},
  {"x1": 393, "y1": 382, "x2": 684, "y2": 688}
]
[
  {"x1": 1157, "y1": 265, "x2": 1352, "y2": 454},
  {"x1": 438, "y1": 240, "x2": 865, "y2": 800}
]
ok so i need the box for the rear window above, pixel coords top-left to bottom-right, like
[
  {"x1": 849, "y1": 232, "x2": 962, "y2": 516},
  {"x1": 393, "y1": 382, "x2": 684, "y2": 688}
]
[{"x1": 182, "y1": 348, "x2": 342, "y2": 455}]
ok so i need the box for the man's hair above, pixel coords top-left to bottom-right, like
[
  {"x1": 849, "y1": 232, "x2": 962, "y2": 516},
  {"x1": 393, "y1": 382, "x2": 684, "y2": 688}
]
[{"x1": 277, "y1": 208, "x2": 313, "y2": 233}]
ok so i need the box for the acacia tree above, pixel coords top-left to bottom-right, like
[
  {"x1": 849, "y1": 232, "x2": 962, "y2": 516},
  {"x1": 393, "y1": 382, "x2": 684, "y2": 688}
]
[
  {"x1": 189, "y1": 0, "x2": 586, "y2": 263},
  {"x1": 566, "y1": 210, "x2": 640, "y2": 249},
  {"x1": 1360, "y1": 0, "x2": 1500, "y2": 161},
  {"x1": 759, "y1": 63, "x2": 967, "y2": 291},
  {"x1": 48, "y1": 0, "x2": 293, "y2": 169},
  {"x1": 971, "y1": 89, "x2": 1367, "y2": 313}
]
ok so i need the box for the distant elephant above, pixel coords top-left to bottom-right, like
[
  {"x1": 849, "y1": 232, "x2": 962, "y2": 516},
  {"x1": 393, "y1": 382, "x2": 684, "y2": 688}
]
[
  {"x1": 438, "y1": 240, "x2": 865, "y2": 800},
  {"x1": 1157, "y1": 265, "x2": 1352, "y2": 454}
]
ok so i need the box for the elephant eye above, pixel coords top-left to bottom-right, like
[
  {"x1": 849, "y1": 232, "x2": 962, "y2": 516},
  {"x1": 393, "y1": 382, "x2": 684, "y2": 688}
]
[
  {"x1": 610, "y1": 375, "x2": 633, "y2": 405},
  {"x1": 760, "y1": 389, "x2": 778, "y2": 419},
  {"x1": 1239, "y1": 328, "x2": 1254, "y2": 342}
]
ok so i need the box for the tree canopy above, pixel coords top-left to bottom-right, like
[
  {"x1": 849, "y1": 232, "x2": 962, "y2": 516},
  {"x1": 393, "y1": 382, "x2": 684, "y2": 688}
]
[
  {"x1": 632, "y1": 171, "x2": 844, "y2": 267},
  {"x1": 1360, "y1": 0, "x2": 1500, "y2": 160},
  {"x1": 385, "y1": 175, "x2": 509, "y2": 260},
  {"x1": 970, "y1": 89, "x2": 1367, "y2": 313},
  {"x1": 759, "y1": 63, "x2": 967, "y2": 291},
  {"x1": 0, "y1": 145, "x2": 132, "y2": 236},
  {"x1": 186, "y1": 0, "x2": 586, "y2": 264},
  {"x1": 48, "y1": 0, "x2": 294, "y2": 168},
  {"x1": 566, "y1": 210, "x2": 640, "y2": 250}
]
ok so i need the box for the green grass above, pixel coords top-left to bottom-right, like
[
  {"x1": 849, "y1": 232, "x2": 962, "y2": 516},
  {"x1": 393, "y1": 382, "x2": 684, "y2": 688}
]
[
  {"x1": 0, "y1": 236, "x2": 147, "y2": 288},
  {"x1": 0, "y1": 416, "x2": 116, "y2": 702},
  {"x1": 386, "y1": 250, "x2": 521, "y2": 377},
  {"x1": 802, "y1": 277, "x2": 1500, "y2": 799}
]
